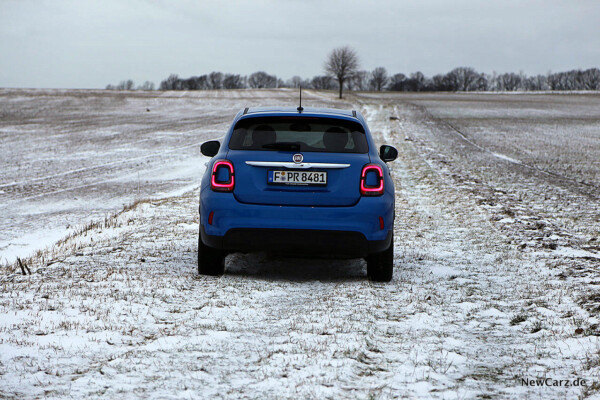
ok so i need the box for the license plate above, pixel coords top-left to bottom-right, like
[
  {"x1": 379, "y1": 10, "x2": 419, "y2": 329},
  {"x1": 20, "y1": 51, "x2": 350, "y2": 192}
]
[{"x1": 268, "y1": 170, "x2": 327, "y2": 185}]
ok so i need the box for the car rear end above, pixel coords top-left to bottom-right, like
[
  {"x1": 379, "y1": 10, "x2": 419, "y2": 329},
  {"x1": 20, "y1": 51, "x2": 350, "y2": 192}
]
[{"x1": 198, "y1": 107, "x2": 396, "y2": 280}]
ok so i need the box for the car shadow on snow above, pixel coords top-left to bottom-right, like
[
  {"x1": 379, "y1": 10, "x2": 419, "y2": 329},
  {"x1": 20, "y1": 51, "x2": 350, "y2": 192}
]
[{"x1": 223, "y1": 252, "x2": 367, "y2": 282}]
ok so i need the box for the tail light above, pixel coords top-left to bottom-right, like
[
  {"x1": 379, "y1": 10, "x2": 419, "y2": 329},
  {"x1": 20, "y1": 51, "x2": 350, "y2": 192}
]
[
  {"x1": 211, "y1": 160, "x2": 234, "y2": 192},
  {"x1": 360, "y1": 164, "x2": 384, "y2": 196}
]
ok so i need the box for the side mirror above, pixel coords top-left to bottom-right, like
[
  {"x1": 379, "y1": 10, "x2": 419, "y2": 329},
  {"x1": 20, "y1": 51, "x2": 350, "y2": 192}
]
[
  {"x1": 201, "y1": 140, "x2": 220, "y2": 157},
  {"x1": 379, "y1": 145, "x2": 398, "y2": 162}
]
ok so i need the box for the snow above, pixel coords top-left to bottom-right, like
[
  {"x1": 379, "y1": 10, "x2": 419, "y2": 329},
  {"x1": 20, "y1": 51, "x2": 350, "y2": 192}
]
[
  {"x1": 1, "y1": 227, "x2": 71, "y2": 266},
  {"x1": 555, "y1": 246, "x2": 600, "y2": 260},
  {"x1": 0, "y1": 89, "x2": 333, "y2": 265},
  {"x1": 492, "y1": 152, "x2": 521, "y2": 164},
  {"x1": 1, "y1": 89, "x2": 600, "y2": 399}
]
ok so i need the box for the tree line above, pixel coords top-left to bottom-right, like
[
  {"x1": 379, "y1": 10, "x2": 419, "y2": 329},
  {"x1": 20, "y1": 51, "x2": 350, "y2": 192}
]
[
  {"x1": 106, "y1": 80, "x2": 155, "y2": 91},
  {"x1": 107, "y1": 67, "x2": 600, "y2": 93},
  {"x1": 105, "y1": 47, "x2": 599, "y2": 95}
]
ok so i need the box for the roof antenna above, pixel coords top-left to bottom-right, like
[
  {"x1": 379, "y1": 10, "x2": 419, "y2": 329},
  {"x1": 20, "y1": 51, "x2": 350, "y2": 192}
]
[{"x1": 297, "y1": 86, "x2": 304, "y2": 113}]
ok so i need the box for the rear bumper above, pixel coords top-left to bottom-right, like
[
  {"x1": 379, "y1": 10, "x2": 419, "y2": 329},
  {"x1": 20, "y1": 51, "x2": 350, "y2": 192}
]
[
  {"x1": 201, "y1": 226, "x2": 392, "y2": 257},
  {"x1": 199, "y1": 191, "x2": 394, "y2": 257}
]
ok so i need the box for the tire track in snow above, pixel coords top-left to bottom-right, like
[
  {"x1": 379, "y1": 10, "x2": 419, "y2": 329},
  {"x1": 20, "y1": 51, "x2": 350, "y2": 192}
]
[{"x1": 406, "y1": 101, "x2": 600, "y2": 200}]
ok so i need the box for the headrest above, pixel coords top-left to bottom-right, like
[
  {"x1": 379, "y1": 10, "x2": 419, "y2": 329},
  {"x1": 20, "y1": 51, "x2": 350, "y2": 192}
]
[
  {"x1": 252, "y1": 125, "x2": 276, "y2": 148},
  {"x1": 323, "y1": 127, "x2": 348, "y2": 152}
]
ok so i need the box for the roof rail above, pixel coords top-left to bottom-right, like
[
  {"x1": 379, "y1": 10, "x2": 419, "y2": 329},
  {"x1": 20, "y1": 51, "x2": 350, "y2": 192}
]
[
  {"x1": 352, "y1": 110, "x2": 357, "y2": 118},
  {"x1": 243, "y1": 107, "x2": 249, "y2": 115}
]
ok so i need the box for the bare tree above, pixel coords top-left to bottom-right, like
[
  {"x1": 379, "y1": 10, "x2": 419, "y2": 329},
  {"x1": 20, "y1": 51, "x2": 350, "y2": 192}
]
[
  {"x1": 350, "y1": 70, "x2": 369, "y2": 91},
  {"x1": 285, "y1": 76, "x2": 308, "y2": 88},
  {"x1": 430, "y1": 74, "x2": 446, "y2": 91},
  {"x1": 184, "y1": 77, "x2": 199, "y2": 90},
  {"x1": 547, "y1": 72, "x2": 560, "y2": 90},
  {"x1": 389, "y1": 73, "x2": 407, "y2": 91},
  {"x1": 581, "y1": 68, "x2": 600, "y2": 90},
  {"x1": 208, "y1": 72, "x2": 223, "y2": 90},
  {"x1": 223, "y1": 74, "x2": 246, "y2": 89},
  {"x1": 116, "y1": 80, "x2": 135, "y2": 90},
  {"x1": 324, "y1": 46, "x2": 359, "y2": 98},
  {"x1": 523, "y1": 74, "x2": 548, "y2": 91},
  {"x1": 411, "y1": 72, "x2": 426, "y2": 91},
  {"x1": 159, "y1": 74, "x2": 179, "y2": 90},
  {"x1": 311, "y1": 75, "x2": 335, "y2": 90},
  {"x1": 497, "y1": 73, "x2": 522, "y2": 91},
  {"x1": 444, "y1": 67, "x2": 481, "y2": 91},
  {"x1": 548, "y1": 71, "x2": 576, "y2": 90},
  {"x1": 194, "y1": 75, "x2": 210, "y2": 90},
  {"x1": 474, "y1": 74, "x2": 489, "y2": 91},
  {"x1": 138, "y1": 81, "x2": 155, "y2": 91},
  {"x1": 248, "y1": 71, "x2": 277, "y2": 88},
  {"x1": 369, "y1": 67, "x2": 388, "y2": 91}
]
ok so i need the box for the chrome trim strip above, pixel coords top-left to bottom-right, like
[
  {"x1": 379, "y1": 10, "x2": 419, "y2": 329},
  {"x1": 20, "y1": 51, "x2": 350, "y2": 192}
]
[{"x1": 245, "y1": 161, "x2": 350, "y2": 169}]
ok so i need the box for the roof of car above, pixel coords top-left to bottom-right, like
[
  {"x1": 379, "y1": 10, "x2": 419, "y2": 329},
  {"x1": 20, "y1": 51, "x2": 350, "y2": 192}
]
[
  {"x1": 235, "y1": 107, "x2": 365, "y2": 124},
  {"x1": 244, "y1": 106, "x2": 354, "y2": 117}
]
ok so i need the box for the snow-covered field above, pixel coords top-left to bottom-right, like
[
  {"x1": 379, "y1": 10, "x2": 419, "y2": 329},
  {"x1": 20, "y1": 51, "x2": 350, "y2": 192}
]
[
  {"x1": 0, "y1": 88, "x2": 337, "y2": 264},
  {"x1": 1, "y1": 89, "x2": 600, "y2": 399}
]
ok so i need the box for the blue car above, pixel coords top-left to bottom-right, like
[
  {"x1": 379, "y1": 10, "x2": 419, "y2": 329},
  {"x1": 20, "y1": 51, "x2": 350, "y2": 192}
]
[{"x1": 198, "y1": 106, "x2": 398, "y2": 281}]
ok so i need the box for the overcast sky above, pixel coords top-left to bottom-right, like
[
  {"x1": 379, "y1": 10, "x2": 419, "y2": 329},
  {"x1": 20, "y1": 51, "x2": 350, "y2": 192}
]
[{"x1": 1, "y1": 0, "x2": 599, "y2": 88}]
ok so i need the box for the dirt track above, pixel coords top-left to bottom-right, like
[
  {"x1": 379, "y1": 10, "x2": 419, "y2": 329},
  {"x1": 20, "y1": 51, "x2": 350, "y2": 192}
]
[{"x1": 354, "y1": 93, "x2": 600, "y2": 276}]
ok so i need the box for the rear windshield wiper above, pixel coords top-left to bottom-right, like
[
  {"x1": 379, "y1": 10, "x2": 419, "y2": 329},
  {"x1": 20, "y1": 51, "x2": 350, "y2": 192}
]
[{"x1": 262, "y1": 142, "x2": 301, "y2": 151}]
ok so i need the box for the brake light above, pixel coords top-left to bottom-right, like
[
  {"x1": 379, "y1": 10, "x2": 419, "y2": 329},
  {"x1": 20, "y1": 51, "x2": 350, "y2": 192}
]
[
  {"x1": 211, "y1": 160, "x2": 235, "y2": 192},
  {"x1": 360, "y1": 164, "x2": 384, "y2": 196}
]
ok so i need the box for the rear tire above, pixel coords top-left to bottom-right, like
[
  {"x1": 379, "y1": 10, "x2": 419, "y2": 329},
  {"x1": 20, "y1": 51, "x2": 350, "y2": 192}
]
[
  {"x1": 367, "y1": 236, "x2": 394, "y2": 282},
  {"x1": 198, "y1": 229, "x2": 225, "y2": 276}
]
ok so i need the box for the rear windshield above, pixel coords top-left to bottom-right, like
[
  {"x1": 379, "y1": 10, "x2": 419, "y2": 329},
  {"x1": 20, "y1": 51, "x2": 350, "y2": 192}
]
[{"x1": 228, "y1": 116, "x2": 368, "y2": 153}]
